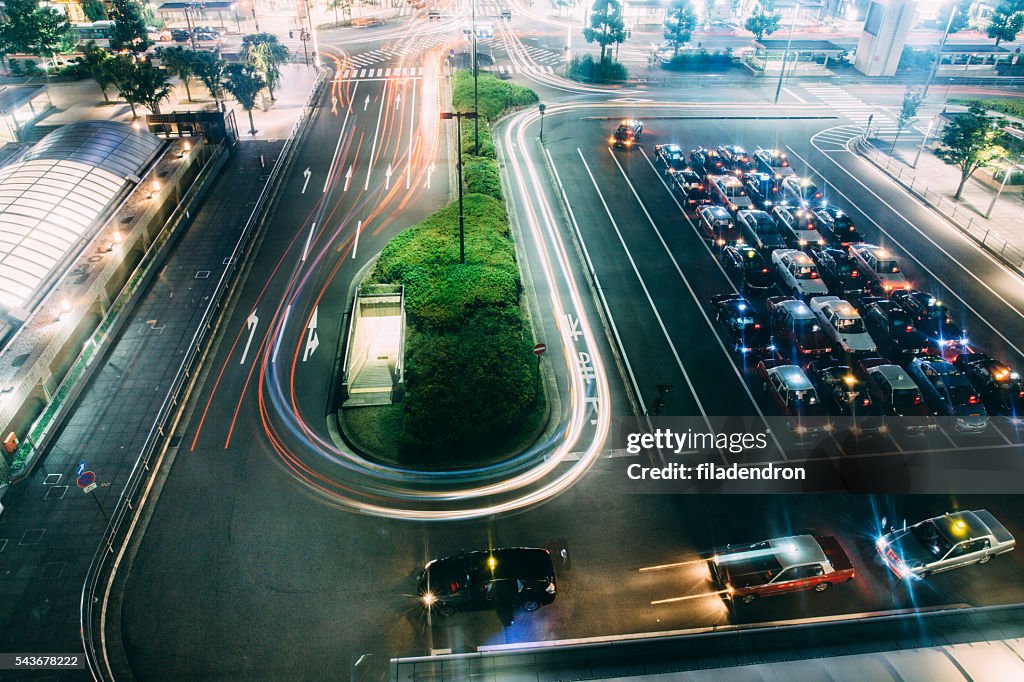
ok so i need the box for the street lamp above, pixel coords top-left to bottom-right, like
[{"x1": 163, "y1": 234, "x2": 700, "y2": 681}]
[
  {"x1": 923, "y1": 6, "x2": 957, "y2": 99},
  {"x1": 985, "y1": 158, "x2": 1018, "y2": 218},
  {"x1": 440, "y1": 111, "x2": 478, "y2": 264},
  {"x1": 773, "y1": 3, "x2": 800, "y2": 105},
  {"x1": 912, "y1": 117, "x2": 935, "y2": 169},
  {"x1": 539, "y1": 103, "x2": 546, "y2": 143},
  {"x1": 472, "y1": 0, "x2": 480, "y2": 152}
]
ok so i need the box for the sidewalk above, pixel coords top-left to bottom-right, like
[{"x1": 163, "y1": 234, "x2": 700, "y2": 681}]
[
  {"x1": 858, "y1": 134, "x2": 1024, "y2": 274},
  {"x1": 40, "y1": 62, "x2": 317, "y2": 140}
]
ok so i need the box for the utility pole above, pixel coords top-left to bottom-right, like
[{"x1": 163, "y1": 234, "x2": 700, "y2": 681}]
[
  {"x1": 440, "y1": 111, "x2": 478, "y2": 264},
  {"x1": 773, "y1": 2, "x2": 800, "y2": 105},
  {"x1": 473, "y1": 0, "x2": 479, "y2": 152},
  {"x1": 923, "y1": 7, "x2": 956, "y2": 99}
]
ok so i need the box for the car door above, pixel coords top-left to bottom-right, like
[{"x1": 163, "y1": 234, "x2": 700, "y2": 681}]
[{"x1": 934, "y1": 541, "x2": 972, "y2": 572}]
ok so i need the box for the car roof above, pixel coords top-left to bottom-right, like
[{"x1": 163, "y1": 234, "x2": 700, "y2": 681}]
[
  {"x1": 768, "y1": 365, "x2": 814, "y2": 390},
  {"x1": 702, "y1": 204, "x2": 731, "y2": 217},
  {"x1": 869, "y1": 364, "x2": 919, "y2": 389},
  {"x1": 924, "y1": 510, "x2": 990, "y2": 540},
  {"x1": 718, "y1": 534, "x2": 825, "y2": 570},
  {"x1": 914, "y1": 356, "x2": 956, "y2": 372},
  {"x1": 662, "y1": 143, "x2": 682, "y2": 153},
  {"x1": 854, "y1": 243, "x2": 894, "y2": 258},
  {"x1": 465, "y1": 547, "x2": 554, "y2": 579},
  {"x1": 777, "y1": 299, "x2": 815, "y2": 318}
]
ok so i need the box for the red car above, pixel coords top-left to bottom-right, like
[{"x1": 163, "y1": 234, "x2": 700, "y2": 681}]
[{"x1": 708, "y1": 534, "x2": 855, "y2": 605}]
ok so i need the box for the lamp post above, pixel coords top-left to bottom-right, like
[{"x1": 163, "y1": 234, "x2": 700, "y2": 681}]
[
  {"x1": 773, "y1": 3, "x2": 800, "y2": 105},
  {"x1": 539, "y1": 103, "x2": 546, "y2": 143},
  {"x1": 912, "y1": 117, "x2": 935, "y2": 169},
  {"x1": 985, "y1": 159, "x2": 1015, "y2": 218},
  {"x1": 183, "y1": 2, "x2": 199, "y2": 51},
  {"x1": 922, "y1": 7, "x2": 956, "y2": 99},
  {"x1": 440, "y1": 111, "x2": 478, "y2": 264},
  {"x1": 472, "y1": 0, "x2": 479, "y2": 153}
]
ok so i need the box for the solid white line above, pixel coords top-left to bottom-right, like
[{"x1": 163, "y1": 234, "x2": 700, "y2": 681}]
[
  {"x1": 546, "y1": 147, "x2": 645, "y2": 433},
  {"x1": 408, "y1": 79, "x2": 415, "y2": 190},
  {"x1": 635, "y1": 148, "x2": 786, "y2": 456},
  {"x1": 301, "y1": 221, "x2": 316, "y2": 261},
  {"x1": 576, "y1": 148, "x2": 712, "y2": 428},
  {"x1": 786, "y1": 144, "x2": 1024, "y2": 358},
  {"x1": 782, "y1": 87, "x2": 805, "y2": 104},
  {"x1": 272, "y1": 304, "x2": 291, "y2": 365},
  {"x1": 353, "y1": 220, "x2": 362, "y2": 259},
  {"x1": 324, "y1": 81, "x2": 357, "y2": 193},
  {"x1": 365, "y1": 80, "x2": 388, "y2": 191}
]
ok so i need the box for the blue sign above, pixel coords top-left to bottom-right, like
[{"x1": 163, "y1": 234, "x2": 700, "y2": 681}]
[
  {"x1": 77, "y1": 471, "x2": 95, "y2": 489},
  {"x1": 76, "y1": 460, "x2": 86, "y2": 477}
]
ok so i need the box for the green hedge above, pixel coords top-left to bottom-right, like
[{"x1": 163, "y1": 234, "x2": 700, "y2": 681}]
[
  {"x1": 566, "y1": 54, "x2": 628, "y2": 83},
  {"x1": 463, "y1": 156, "x2": 503, "y2": 200},
  {"x1": 452, "y1": 70, "x2": 538, "y2": 121},
  {"x1": 949, "y1": 97, "x2": 1024, "y2": 120},
  {"x1": 660, "y1": 49, "x2": 736, "y2": 71}
]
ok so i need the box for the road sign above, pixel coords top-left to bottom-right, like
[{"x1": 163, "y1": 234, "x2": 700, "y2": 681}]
[
  {"x1": 76, "y1": 460, "x2": 86, "y2": 476},
  {"x1": 83, "y1": 482, "x2": 97, "y2": 493},
  {"x1": 77, "y1": 471, "x2": 95, "y2": 489},
  {"x1": 533, "y1": 343, "x2": 547, "y2": 356}
]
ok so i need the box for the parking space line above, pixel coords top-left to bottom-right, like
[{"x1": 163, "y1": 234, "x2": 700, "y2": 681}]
[{"x1": 576, "y1": 148, "x2": 713, "y2": 432}]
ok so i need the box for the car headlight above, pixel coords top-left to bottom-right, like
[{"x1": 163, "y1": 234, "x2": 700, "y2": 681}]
[
  {"x1": 546, "y1": 581, "x2": 556, "y2": 594},
  {"x1": 799, "y1": 239, "x2": 807, "y2": 246},
  {"x1": 421, "y1": 592, "x2": 436, "y2": 606},
  {"x1": 875, "y1": 537, "x2": 887, "y2": 550}
]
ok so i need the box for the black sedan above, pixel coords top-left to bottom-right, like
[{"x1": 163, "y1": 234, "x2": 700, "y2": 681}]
[
  {"x1": 890, "y1": 290, "x2": 969, "y2": 352},
  {"x1": 812, "y1": 207, "x2": 864, "y2": 248},
  {"x1": 809, "y1": 247, "x2": 866, "y2": 299},
  {"x1": 954, "y1": 353, "x2": 1024, "y2": 418},
  {"x1": 712, "y1": 293, "x2": 775, "y2": 356},
  {"x1": 806, "y1": 360, "x2": 877, "y2": 422},
  {"x1": 721, "y1": 244, "x2": 775, "y2": 292}
]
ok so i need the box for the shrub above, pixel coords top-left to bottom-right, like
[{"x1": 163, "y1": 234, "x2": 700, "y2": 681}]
[
  {"x1": 660, "y1": 49, "x2": 736, "y2": 71},
  {"x1": 566, "y1": 54, "x2": 627, "y2": 83},
  {"x1": 452, "y1": 70, "x2": 538, "y2": 121},
  {"x1": 463, "y1": 156, "x2": 502, "y2": 200},
  {"x1": 949, "y1": 97, "x2": 1024, "y2": 120},
  {"x1": 897, "y1": 47, "x2": 935, "y2": 73}
]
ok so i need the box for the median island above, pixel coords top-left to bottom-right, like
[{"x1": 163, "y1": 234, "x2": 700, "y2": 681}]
[{"x1": 341, "y1": 71, "x2": 545, "y2": 468}]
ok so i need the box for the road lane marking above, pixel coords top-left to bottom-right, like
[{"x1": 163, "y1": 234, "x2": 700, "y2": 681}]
[
  {"x1": 353, "y1": 220, "x2": 362, "y2": 259},
  {"x1": 782, "y1": 87, "x2": 805, "y2": 104},
  {"x1": 324, "y1": 81, "x2": 358, "y2": 193},
  {"x1": 609, "y1": 148, "x2": 785, "y2": 459},
  {"x1": 786, "y1": 144, "x2": 1024, "y2": 360},
  {"x1": 408, "y1": 79, "x2": 416, "y2": 190},
  {"x1": 365, "y1": 80, "x2": 388, "y2": 191},
  {"x1": 272, "y1": 304, "x2": 291, "y2": 365},
  {"x1": 301, "y1": 222, "x2": 316, "y2": 262},
  {"x1": 576, "y1": 148, "x2": 713, "y2": 432}
]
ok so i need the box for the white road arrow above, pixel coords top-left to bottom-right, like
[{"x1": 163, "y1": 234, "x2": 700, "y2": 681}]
[
  {"x1": 364, "y1": 94, "x2": 370, "y2": 111},
  {"x1": 240, "y1": 311, "x2": 259, "y2": 365},
  {"x1": 301, "y1": 167, "x2": 311, "y2": 194},
  {"x1": 385, "y1": 163, "x2": 392, "y2": 190},
  {"x1": 343, "y1": 165, "x2": 353, "y2": 191},
  {"x1": 395, "y1": 93, "x2": 401, "y2": 110},
  {"x1": 303, "y1": 306, "x2": 319, "y2": 362},
  {"x1": 426, "y1": 163, "x2": 435, "y2": 189}
]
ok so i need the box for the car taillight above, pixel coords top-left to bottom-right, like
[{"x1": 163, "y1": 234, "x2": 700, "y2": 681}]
[
  {"x1": 968, "y1": 395, "x2": 979, "y2": 405},
  {"x1": 914, "y1": 396, "x2": 921, "y2": 404},
  {"x1": 546, "y1": 581, "x2": 556, "y2": 594},
  {"x1": 850, "y1": 270, "x2": 858, "y2": 277},
  {"x1": 810, "y1": 272, "x2": 818, "y2": 278},
  {"x1": 772, "y1": 187, "x2": 777, "y2": 193},
  {"x1": 815, "y1": 193, "x2": 822, "y2": 199},
  {"x1": 762, "y1": 268, "x2": 769, "y2": 273},
  {"x1": 698, "y1": 183, "x2": 704, "y2": 190},
  {"x1": 863, "y1": 398, "x2": 871, "y2": 406},
  {"x1": 905, "y1": 325, "x2": 913, "y2": 333},
  {"x1": 754, "y1": 323, "x2": 761, "y2": 329},
  {"x1": 1019, "y1": 390, "x2": 1024, "y2": 397}
]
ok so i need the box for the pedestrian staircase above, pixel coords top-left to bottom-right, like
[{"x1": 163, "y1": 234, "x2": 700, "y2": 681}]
[{"x1": 341, "y1": 285, "x2": 405, "y2": 409}]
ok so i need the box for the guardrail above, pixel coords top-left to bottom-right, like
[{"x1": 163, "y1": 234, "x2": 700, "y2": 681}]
[
  {"x1": 80, "y1": 69, "x2": 327, "y2": 681},
  {"x1": 855, "y1": 137, "x2": 1024, "y2": 275}
]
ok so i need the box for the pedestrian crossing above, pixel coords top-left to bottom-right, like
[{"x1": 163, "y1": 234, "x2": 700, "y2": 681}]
[
  {"x1": 333, "y1": 63, "x2": 558, "y2": 80},
  {"x1": 518, "y1": 44, "x2": 563, "y2": 65},
  {"x1": 802, "y1": 84, "x2": 895, "y2": 132}
]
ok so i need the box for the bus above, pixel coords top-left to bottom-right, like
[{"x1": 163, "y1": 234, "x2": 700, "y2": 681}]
[{"x1": 73, "y1": 20, "x2": 115, "y2": 48}]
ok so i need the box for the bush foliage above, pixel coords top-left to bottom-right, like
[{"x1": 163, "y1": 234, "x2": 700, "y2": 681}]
[
  {"x1": 660, "y1": 49, "x2": 735, "y2": 71},
  {"x1": 452, "y1": 70, "x2": 537, "y2": 121},
  {"x1": 566, "y1": 54, "x2": 627, "y2": 83}
]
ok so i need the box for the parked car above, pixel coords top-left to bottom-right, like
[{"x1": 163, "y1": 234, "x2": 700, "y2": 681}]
[
  {"x1": 690, "y1": 146, "x2": 725, "y2": 176},
  {"x1": 737, "y1": 209, "x2": 786, "y2": 252},
  {"x1": 848, "y1": 243, "x2": 911, "y2": 294},
  {"x1": 654, "y1": 143, "x2": 687, "y2": 173},
  {"x1": 858, "y1": 358, "x2": 939, "y2": 435},
  {"x1": 418, "y1": 547, "x2": 557, "y2": 616},
  {"x1": 720, "y1": 244, "x2": 775, "y2": 292},
  {"x1": 712, "y1": 293, "x2": 775, "y2": 356},
  {"x1": 756, "y1": 360, "x2": 831, "y2": 434},
  {"x1": 772, "y1": 249, "x2": 829, "y2": 300},
  {"x1": 806, "y1": 360, "x2": 877, "y2": 422},
  {"x1": 753, "y1": 148, "x2": 795, "y2": 178},
  {"x1": 905, "y1": 356, "x2": 988, "y2": 432},
  {"x1": 809, "y1": 296, "x2": 878, "y2": 356},
  {"x1": 767, "y1": 295, "x2": 833, "y2": 358},
  {"x1": 772, "y1": 205, "x2": 825, "y2": 249},
  {"x1": 708, "y1": 173, "x2": 753, "y2": 213},
  {"x1": 812, "y1": 207, "x2": 864, "y2": 248},
  {"x1": 709, "y1": 534, "x2": 855, "y2": 605},
  {"x1": 862, "y1": 300, "x2": 933, "y2": 358},
  {"x1": 716, "y1": 145, "x2": 755, "y2": 173},
  {"x1": 953, "y1": 352, "x2": 1024, "y2": 417},
  {"x1": 697, "y1": 204, "x2": 742, "y2": 246},
  {"x1": 876, "y1": 510, "x2": 1015, "y2": 580},
  {"x1": 890, "y1": 290, "x2": 967, "y2": 352},
  {"x1": 808, "y1": 247, "x2": 865, "y2": 299},
  {"x1": 743, "y1": 172, "x2": 779, "y2": 210},
  {"x1": 779, "y1": 175, "x2": 826, "y2": 209},
  {"x1": 609, "y1": 119, "x2": 643, "y2": 148},
  {"x1": 669, "y1": 167, "x2": 706, "y2": 205}
]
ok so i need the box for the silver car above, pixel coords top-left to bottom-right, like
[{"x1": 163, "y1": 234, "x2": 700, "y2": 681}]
[{"x1": 877, "y1": 510, "x2": 1015, "y2": 580}]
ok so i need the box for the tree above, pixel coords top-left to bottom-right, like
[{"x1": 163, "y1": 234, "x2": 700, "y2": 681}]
[
  {"x1": 111, "y1": 57, "x2": 172, "y2": 116},
  {"x1": 81, "y1": 41, "x2": 115, "y2": 103},
  {"x1": 242, "y1": 33, "x2": 289, "y2": 100},
  {"x1": 81, "y1": 0, "x2": 110, "y2": 22},
  {"x1": 109, "y1": 0, "x2": 153, "y2": 54},
  {"x1": 663, "y1": 0, "x2": 697, "y2": 56},
  {"x1": 940, "y1": 103, "x2": 1005, "y2": 199},
  {"x1": 745, "y1": 4, "x2": 782, "y2": 41},
  {"x1": 583, "y1": 0, "x2": 627, "y2": 64},
  {"x1": 0, "y1": 0, "x2": 72, "y2": 67},
  {"x1": 193, "y1": 50, "x2": 227, "y2": 104},
  {"x1": 158, "y1": 46, "x2": 198, "y2": 102},
  {"x1": 223, "y1": 62, "x2": 266, "y2": 135},
  {"x1": 987, "y1": 1, "x2": 1024, "y2": 46},
  {"x1": 890, "y1": 86, "x2": 924, "y2": 153},
  {"x1": 328, "y1": 0, "x2": 352, "y2": 23}
]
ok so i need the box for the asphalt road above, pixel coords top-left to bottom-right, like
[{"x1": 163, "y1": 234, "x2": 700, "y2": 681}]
[{"x1": 111, "y1": 12, "x2": 1024, "y2": 682}]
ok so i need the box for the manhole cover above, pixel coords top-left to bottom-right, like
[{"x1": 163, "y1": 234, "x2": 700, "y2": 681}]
[
  {"x1": 120, "y1": 214, "x2": 135, "y2": 225},
  {"x1": 44, "y1": 473, "x2": 61, "y2": 485}
]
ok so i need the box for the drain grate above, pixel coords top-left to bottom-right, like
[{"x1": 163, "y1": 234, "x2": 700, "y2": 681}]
[
  {"x1": 20, "y1": 529, "x2": 45, "y2": 545},
  {"x1": 44, "y1": 473, "x2": 61, "y2": 485}
]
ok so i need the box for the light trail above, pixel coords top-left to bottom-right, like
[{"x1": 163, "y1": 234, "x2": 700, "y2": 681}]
[
  {"x1": 638, "y1": 558, "x2": 709, "y2": 572},
  {"x1": 651, "y1": 589, "x2": 732, "y2": 605}
]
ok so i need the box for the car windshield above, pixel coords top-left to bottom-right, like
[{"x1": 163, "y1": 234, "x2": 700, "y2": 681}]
[
  {"x1": 793, "y1": 318, "x2": 821, "y2": 335},
  {"x1": 948, "y1": 384, "x2": 977, "y2": 406},
  {"x1": 835, "y1": 317, "x2": 866, "y2": 334},
  {"x1": 753, "y1": 218, "x2": 777, "y2": 232},
  {"x1": 875, "y1": 259, "x2": 900, "y2": 274},
  {"x1": 789, "y1": 389, "x2": 817, "y2": 406},
  {"x1": 923, "y1": 307, "x2": 954, "y2": 326},
  {"x1": 742, "y1": 256, "x2": 767, "y2": 272},
  {"x1": 910, "y1": 520, "x2": 953, "y2": 559}
]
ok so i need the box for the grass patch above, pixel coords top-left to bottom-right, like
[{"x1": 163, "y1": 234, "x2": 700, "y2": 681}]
[
  {"x1": 452, "y1": 70, "x2": 538, "y2": 121},
  {"x1": 341, "y1": 403, "x2": 405, "y2": 462},
  {"x1": 566, "y1": 54, "x2": 627, "y2": 83},
  {"x1": 949, "y1": 97, "x2": 1024, "y2": 121}
]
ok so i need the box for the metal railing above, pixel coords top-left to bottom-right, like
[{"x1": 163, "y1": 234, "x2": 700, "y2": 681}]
[
  {"x1": 855, "y1": 137, "x2": 1024, "y2": 274},
  {"x1": 80, "y1": 69, "x2": 326, "y2": 681}
]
